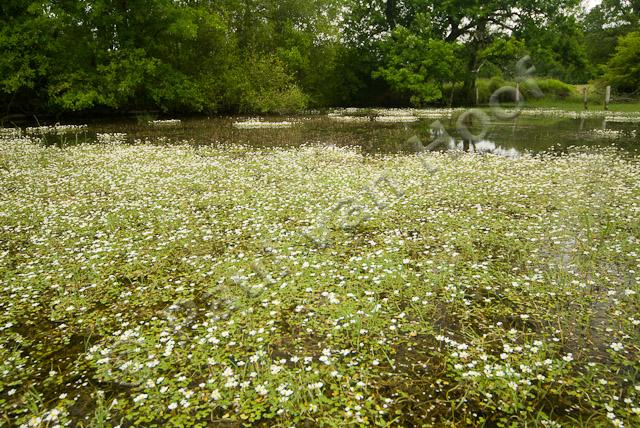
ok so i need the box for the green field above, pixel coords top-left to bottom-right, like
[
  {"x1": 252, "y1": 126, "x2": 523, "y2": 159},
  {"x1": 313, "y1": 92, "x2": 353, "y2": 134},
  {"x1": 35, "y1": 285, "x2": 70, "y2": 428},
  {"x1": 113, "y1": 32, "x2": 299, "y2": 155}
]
[{"x1": 1, "y1": 136, "x2": 639, "y2": 427}]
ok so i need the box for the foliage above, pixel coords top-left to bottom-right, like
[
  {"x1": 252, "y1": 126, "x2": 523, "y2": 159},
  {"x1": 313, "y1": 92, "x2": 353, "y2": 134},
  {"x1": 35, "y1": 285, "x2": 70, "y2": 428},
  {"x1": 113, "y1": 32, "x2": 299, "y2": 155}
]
[
  {"x1": 518, "y1": 16, "x2": 594, "y2": 83},
  {"x1": 530, "y1": 78, "x2": 577, "y2": 99},
  {"x1": 0, "y1": 0, "x2": 638, "y2": 115},
  {"x1": 582, "y1": 0, "x2": 640, "y2": 70},
  {"x1": 373, "y1": 27, "x2": 462, "y2": 106},
  {"x1": 605, "y1": 31, "x2": 640, "y2": 93},
  {"x1": 230, "y1": 55, "x2": 309, "y2": 114},
  {"x1": 475, "y1": 78, "x2": 577, "y2": 104},
  {"x1": 478, "y1": 38, "x2": 529, "y2": 79}
]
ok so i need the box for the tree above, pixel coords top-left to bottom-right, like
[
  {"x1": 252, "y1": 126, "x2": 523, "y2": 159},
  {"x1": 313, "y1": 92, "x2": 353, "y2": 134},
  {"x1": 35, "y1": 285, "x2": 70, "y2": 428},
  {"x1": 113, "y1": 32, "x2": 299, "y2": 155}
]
[
  {"x1": 340, "y1": 0, "x2": 587, "y2": 104},
  {"x1": 583, "y1": 0, "x2": 639, "y2": 70},
  {"x1": 429, "y1": 0, "x2": 585, "y2": 102},
  {"x1": 0, "y1": 0, "x2": 623, "y2": 115},
  {"x1": 373, "y1": 27, "x2": 462, "y2": 106},
  {"x1": 604, "y1": 31, "x2": 640, "y2": 93},
  {"x1": 518, "y1": 16, "x2": 593, "y2": 83},
  {"x1": 596, "y1": 0, "x2": 640, "y2": 28},
  {"x1": 0, "y1": 1, "x2": 57, "y2": 117}
]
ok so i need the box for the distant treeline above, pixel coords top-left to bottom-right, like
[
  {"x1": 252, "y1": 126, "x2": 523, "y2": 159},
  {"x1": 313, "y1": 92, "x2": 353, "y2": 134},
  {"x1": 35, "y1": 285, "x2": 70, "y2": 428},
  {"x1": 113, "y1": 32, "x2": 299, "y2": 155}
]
[{"x1": 1, "y1": 1, "x2": 639, "y2": 117}]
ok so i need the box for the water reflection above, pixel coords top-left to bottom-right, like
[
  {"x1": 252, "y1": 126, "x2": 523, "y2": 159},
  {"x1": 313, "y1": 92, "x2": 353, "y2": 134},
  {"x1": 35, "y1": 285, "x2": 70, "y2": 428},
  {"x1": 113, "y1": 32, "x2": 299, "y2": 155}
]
[{"x1": 447, "y1": 139, "x2": 523, "y2": 158}]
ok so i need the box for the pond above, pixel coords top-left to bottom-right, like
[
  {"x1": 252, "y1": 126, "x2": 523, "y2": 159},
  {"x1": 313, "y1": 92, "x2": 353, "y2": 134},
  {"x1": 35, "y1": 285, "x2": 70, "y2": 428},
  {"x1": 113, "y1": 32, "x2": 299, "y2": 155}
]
[
  {"x1": 2, "y1": 108, "x2": 640, "y2": 427},
  {"x1": 28, "y1": 108, "x2": 640, "y2": 156}
]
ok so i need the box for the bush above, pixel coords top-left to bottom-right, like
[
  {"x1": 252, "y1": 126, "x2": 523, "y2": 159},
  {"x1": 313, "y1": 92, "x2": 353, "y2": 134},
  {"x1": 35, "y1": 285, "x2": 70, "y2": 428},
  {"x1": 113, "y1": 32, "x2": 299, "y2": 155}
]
[
  {"x1": 443, "y1": 77, "x2": 581, "y2": 106},
  {"x1": 476, "y1": 77, "x2": 577, "y2": 103},
  {"x1": 228, "y1": 55, "x2": 308, "y2": 114},
  {"x1": 530, "y1": 78, "x2": 576, "y2": 99},
  {"x1": 476, "y1": 77, "x2": 509, "y2": 103}
]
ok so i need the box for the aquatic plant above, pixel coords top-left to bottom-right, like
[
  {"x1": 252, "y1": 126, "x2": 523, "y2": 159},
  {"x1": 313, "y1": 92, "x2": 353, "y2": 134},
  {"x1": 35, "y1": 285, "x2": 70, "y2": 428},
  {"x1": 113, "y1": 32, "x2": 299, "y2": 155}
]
[{"x1": 0, "y1": 136, "x2": 638, "y2": 427}]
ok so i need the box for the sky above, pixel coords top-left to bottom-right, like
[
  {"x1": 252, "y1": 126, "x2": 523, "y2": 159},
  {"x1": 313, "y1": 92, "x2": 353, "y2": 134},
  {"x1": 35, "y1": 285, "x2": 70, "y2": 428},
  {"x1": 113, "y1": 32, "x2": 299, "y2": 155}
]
[{"x1": 583, "y1": 0, "x2": 603, "y2": 11}]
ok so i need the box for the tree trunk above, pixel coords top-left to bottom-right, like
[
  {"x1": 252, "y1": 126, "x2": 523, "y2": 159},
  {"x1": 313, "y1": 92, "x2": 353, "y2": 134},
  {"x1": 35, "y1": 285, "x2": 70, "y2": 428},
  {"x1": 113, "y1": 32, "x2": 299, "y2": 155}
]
[
  {"x1": 463, "y1": 21, "x2": 488, "y2": 106},
  {"x1": 462, "y1": 48, "x2": 479, "y2": 106},
  {"x1": 385, "y1": 0, "x2": 397, "y2": 28}
]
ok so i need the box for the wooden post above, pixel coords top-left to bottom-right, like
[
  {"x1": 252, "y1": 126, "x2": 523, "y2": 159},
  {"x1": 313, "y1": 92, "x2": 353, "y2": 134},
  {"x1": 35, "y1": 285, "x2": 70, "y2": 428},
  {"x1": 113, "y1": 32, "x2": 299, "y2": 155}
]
[
  {"x1": 604, "y1": 86, "x2": 611, "y2": 111},
  {"x1": 475, "y1": 86, "x2": 479, "y2": 106},
  {"x1": 583, "y1": 87, "x2": 588, "y2": 111},
  {"x1": 449, "y1": 84, "x2": 455, "y2": 108},
  {"x1": 516, "y1": 82, "x2": 520, "y2": 103}
]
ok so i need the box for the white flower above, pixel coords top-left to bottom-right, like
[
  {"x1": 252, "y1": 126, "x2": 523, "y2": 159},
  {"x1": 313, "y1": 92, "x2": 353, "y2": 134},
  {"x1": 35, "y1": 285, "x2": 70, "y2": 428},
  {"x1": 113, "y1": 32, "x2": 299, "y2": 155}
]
[
  {"x1": 211, "y1": 389, "x2": 222, "y2": 400},
  {"x1": 610, "y1": 342, "x2": 624, "y2": 352},
  {"x1": 319, "y1": 355, "x2": 331, "y2": 365},
  {"x1": 133, "y1": 393, "x2": 147, "y2": 403}
]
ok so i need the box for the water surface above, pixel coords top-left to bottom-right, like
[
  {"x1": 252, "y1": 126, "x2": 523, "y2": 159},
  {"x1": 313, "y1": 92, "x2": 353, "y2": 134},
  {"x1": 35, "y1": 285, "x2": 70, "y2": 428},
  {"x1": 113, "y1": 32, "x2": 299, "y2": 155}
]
[{"x1": 32, "y1": 112, "x2": 640, "y2": 156}]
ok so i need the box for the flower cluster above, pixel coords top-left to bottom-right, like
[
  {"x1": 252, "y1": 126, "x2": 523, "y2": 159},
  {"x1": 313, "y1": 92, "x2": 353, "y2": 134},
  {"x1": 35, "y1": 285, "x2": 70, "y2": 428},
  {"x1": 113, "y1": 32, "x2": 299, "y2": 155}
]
[
  {"x1": 97, "y1": 133, "x2": 128, "y2": 144},
  {"x1": 25, "y1": 124, "x2": 88, "y2": 135},
  {"x1": 233, "y1": 119, "x2": 297, "y2": 129},
  {"x1": 0, "y1": 128, "x2": 21, "y2": 138},
  {"x1": 0, "y1": 134, "x2": 638, "y2": 427},
  {"x1": 148, "y1": 119, "x2": 182, "y2": 126}
]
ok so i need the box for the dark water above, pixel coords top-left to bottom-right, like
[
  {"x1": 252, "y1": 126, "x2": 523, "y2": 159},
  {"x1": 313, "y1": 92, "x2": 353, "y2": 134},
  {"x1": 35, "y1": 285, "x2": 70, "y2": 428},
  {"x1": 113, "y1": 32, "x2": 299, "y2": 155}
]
[{"x1": 34, "y1": 113, "x2": 640, "y2": 156}]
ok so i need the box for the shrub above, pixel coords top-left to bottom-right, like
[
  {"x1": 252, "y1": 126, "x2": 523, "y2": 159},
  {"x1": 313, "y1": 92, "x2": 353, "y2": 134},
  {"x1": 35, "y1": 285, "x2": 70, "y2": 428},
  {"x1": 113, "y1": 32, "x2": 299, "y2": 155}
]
[
  {"x1": 477, "y1": 77, "x2": 509, "y2": 103},
  {"x1": 532, "y1": 78, "x2": 576, "y2": 99},
  {"x1": 228, "y1": 55, "x2": 308, "y2": 115}
]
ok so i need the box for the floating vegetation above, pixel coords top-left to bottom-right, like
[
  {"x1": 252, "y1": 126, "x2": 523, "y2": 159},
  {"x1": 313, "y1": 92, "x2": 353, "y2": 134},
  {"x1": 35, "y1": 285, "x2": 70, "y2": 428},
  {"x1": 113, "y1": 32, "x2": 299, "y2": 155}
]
[
  {"x1": 329, "y1": 107, "x2": 640, "y2": 124},
  {"x1": 518, "y1": 108, "x2": 640, "y2": 121},
  {"x1": 590, "y1": 129, "x2": 625, "y2": 138},
  {"x1": 605, "y1": 116, "x2": 640, "y2": 123},
  {"x1": 0, "y1": 128, "x2": 21, "y2": 138},
  {"x1": 1, "y1": 135, "x2": 639, "y2": 426},
  {"x1": 583, "y1": 128, "x2": 637, "y2": 139},
  {"x1": 331, "y1": 108, "x2": 464, "y2": 118},
  {"x1": 327, "y1": 114, "x2": 371, "y2": 123},
  {"x1": 329, "y1": 108, "x2": 464, "y2": 123},
  {"x1": 96, "y1": 133, "x2": 128, "y2": 145},
  {"x1": 413, "y1": 108, "x2": 465, "y2": 118},
  {"x1": 149, "y1": 119, "x2": 182, "y2": 126},
  {"x1": 25, "y1": 124, "x2": 88, "y2": 135},
  {"x1": 233, "y1": 119, "x2": 296, "y2": 129},
  {"x1": 374, "y1": 115, "x2": 419, "y2": 123}
]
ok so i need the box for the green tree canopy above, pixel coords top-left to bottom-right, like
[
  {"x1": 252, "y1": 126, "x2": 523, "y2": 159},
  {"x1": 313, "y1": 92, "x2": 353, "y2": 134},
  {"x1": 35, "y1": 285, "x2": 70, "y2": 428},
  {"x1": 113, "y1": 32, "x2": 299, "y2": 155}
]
[
  {"x1": 373, "y1": 27, "x2": 462, "y2": 106},
  {"x1": 605, "y1": 31, "x2": 640, "y2": 93},
  {"x1": 0, "y1": 0, "x2": 634, "y2": 116}
]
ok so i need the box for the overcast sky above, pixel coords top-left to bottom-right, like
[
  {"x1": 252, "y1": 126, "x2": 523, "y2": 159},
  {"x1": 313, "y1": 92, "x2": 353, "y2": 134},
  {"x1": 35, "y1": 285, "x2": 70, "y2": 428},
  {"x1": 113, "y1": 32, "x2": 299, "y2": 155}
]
[{"x1": 583, "y1": 0, "x2": 603, "y2": 10}]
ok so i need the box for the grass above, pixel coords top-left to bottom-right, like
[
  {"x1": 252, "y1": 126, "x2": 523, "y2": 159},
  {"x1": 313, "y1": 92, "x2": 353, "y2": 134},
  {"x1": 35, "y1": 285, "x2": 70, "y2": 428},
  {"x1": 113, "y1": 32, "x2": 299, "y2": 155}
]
[{"x1": 0, "y1": 136, "x2": 639, "y2": 427}]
